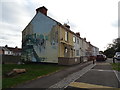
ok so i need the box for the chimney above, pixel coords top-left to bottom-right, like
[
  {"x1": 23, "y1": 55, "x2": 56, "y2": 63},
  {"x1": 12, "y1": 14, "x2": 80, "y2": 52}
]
[
  {"x1": 83, "y1": 38, "x2": 86, "y2": 41},
  {"x1": 5, "y1": 45, "x2": 8, "y2": 48},
  {"x1": 76, "y1": 32, "x2": 80, "y2": 37},
  {"x1": 36, "y1": 6, "x2": 48, "y2": 16},
  {"x1": 64, "y1": 23, "x2": 70, "y2": 29},
  {"x1": 88, "y1": 42, "x2": 90, "y2": 44}
]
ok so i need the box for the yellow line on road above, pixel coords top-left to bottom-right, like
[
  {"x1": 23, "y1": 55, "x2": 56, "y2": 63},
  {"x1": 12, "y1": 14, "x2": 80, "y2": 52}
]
[{"x1": 69, "y1": 82, "x2": 115, "y2": 89}]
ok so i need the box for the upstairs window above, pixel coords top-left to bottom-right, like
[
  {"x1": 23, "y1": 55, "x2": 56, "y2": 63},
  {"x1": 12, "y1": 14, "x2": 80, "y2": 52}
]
[
  {"x1": 65, "y1": 31, "x2": 68, "y2": 41},
  {"x1": 73, "y1": 36, "x2": 76, "y2": 43},
  {"x1": 77, "y1": 38, "x2": 79, "y2": 44}
]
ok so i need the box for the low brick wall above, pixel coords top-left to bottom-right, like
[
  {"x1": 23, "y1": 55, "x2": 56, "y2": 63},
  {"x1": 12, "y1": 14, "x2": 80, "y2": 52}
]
[
  {"x1": 58, "y1": 57, "x2": 82, "y2": 65},
  {"x1": 2, "y1": 55, "x2": 21, "y2": 64}
]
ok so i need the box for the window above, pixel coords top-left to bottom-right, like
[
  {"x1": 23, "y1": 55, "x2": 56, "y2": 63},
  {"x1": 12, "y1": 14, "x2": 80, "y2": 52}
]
[
  {"x1": 73, "y1": 36, "x2": 76, "y2": 43},
  {"x1": 5, "y1": 51, "x2": 8, "y2": 55},
  {"x1": 77, "y1": 38, "x2": 79, "y2": 44},
  {"x1": 65, "y1": 31, "x2": 68, "y2": 41},
  {"x1": 76, "y1": 50, "x2": 79, "y2": 56},
  {"x1": 65, "y1": 47, "x2": 68, "y2": 53}
]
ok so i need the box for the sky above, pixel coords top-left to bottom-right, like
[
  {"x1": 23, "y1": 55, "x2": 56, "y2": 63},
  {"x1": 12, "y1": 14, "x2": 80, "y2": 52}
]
[{"x1": 0, "y1": 0, "x2": 119, "y2": 51}]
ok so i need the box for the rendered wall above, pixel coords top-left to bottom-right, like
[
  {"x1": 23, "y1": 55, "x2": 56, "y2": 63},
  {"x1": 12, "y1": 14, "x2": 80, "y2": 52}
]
[
  {"x1": 73, "y1": 36, "x2": 81, "y2": 57},
  {"x1": 58, "y1": 26, "x2": 74, "y2": 58},
  {"x1": 79, "y1": 38, "x2": 83, "y2": 56},
  {"x1": 22, "y1": 12, "x2": 58, "y2": 63}
]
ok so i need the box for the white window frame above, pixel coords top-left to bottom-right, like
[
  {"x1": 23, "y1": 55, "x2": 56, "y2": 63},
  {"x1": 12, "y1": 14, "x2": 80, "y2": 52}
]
[
  {"x1": 65, "y1": 31, "x2": 68, "y2": 41},
  {"x1": 73, "y1": 36, "x2": 76, "y2": 43}
]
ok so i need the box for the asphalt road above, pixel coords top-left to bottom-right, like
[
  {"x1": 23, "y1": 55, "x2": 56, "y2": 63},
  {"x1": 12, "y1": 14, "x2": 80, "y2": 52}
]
[
  {"x1": 66, "y1": 59, "x2": 120, "y2": 89},
  {"x1": 12, "y1": 58, "x2": 120, "y2": 89}
]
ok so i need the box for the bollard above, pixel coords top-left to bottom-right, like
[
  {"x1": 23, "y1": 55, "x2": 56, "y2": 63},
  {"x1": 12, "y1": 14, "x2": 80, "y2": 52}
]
[
  {"x1": 113, "y1": 58, "x2": 115, "y2": 63},
  {"x1": 93, "y1": 59, "x2": 95, "y2": 64}
]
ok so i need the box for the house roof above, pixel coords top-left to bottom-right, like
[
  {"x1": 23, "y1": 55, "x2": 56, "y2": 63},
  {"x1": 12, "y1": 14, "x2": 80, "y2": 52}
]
[
  {"x1": 1, "y1": 46, "x2": 22, "y2": 53},
  {"x1": 7, "y1": 47, "x2": 22, "y2": 53},
  {"x1": 22, "y1": 7, "x2": 98, "y2": 49},
  {"x1": 2, "y1": 47, "x2": 10, "y2": 51}
]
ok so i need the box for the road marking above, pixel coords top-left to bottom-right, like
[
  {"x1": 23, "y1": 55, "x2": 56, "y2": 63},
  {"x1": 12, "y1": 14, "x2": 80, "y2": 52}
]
[
  {"x1": 96, "y1": 63, "x2": 110, "y2": 65},
  {"x1": 113, "y1": 70, "x2": 120, "y2": 83},
  {"x1": 91, "y1": 69, "x2": 114, "y2": 72},
  {"x1": 69, "y1": 82, "x2": 114, "y2": 88},
  {"x1": 49, "y1": 63, "x2": 96, "y2": 88}
]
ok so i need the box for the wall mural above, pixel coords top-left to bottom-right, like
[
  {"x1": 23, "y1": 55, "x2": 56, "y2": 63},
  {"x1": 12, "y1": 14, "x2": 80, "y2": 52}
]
[{"x1": 22, "y1": 25, "x2": 58, "y2": 63}]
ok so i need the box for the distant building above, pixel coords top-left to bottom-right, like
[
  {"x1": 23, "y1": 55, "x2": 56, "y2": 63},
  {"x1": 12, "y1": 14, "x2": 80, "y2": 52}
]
[
  {"x1": 0, "y1": 45, "x2": 22, "y2": 64},
  {"x1": 22, "y1": 6, "x2": 99, "y2": 65},
  {"x1": 0, "y1": 45, "x2": 21, "y2": 56}
]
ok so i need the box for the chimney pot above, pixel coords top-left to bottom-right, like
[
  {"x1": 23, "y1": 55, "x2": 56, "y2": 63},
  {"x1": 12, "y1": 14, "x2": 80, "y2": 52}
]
[
  {"x1": 36, "y1": 6, "x2": 48, "y2": 16},
  {"x1": 64, "y1": 24, "x2": 70, "y2": 29},
  {"x1": 5, "y1": 45, "x2": 8, "y2": 47},
  {"x1": 84, "y1": 38, "x2": 86, "y2": 41},
  {"x1": 76, "y1": 32, "x2": 80, "y2": 37}
]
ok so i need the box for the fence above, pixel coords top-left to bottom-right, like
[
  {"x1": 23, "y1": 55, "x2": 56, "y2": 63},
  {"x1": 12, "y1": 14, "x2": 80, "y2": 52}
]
[{"x1": 2, "y1": 55, "x2": 21, "y2": 64}]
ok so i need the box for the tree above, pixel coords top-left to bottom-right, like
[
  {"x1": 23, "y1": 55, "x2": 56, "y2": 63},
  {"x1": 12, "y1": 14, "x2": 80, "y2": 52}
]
[
  {"x1": 103, "y1": 47, "x2": 115, "y2": 58},
  {"x1": 103, "y1": 38, "x2": 120, "y2": 58},
  {"x1": 113, "y1": 38, "x2": 120, "y2": 52}
]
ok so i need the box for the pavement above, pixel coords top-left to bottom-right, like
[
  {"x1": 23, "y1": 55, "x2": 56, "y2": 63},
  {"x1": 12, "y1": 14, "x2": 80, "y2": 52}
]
[
  {"x1": 14, "y1": 61, "x2": 93, "y2": 88},
  {"x1": 13, "y1": 59, "x2": 120, "y2": 89}
]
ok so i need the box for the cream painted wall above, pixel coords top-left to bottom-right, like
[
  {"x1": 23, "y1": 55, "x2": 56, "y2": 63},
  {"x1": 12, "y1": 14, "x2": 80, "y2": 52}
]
[{"x1": 58, "y1": 26, "x2": 74, "y2": 57}]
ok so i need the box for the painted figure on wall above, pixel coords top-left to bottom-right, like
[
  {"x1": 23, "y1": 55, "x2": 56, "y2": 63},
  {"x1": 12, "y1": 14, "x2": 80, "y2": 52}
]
[{"x1": 22, "y1": 24, "x2": 59, "y2": 63}]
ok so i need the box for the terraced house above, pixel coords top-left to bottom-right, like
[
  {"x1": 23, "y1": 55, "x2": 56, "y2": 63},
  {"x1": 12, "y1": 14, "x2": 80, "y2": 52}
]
[{"x1": 22, "y1": 6, "x2": 99, "y2": 65}]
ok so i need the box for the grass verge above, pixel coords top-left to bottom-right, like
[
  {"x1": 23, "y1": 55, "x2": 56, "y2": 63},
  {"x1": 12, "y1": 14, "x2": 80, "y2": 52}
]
[
  {"x1": 111, "y1": 63, "x2": 120, "y2": 71},
  {"x1": 2, "y1": 63, "x2": 66, "y2": 88}
]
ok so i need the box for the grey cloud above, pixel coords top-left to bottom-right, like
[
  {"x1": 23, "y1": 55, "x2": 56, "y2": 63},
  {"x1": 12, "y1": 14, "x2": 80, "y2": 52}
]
[
  {"x1": 0, "y1": 32, "x2": 21, "y2": 47},
  {"x1": 0, "y1": 22, "x2": 21, "y2": 35},
  {"x1": 0, "y1": 36, "x2": 8, "y2": 40},
  {"x1": 0, "y1": 0, "x2": 36, "y2": 47},
  {"x1": 0, "y1": 39, "x2": 16, "y2": 47},
  {"x1": 0, "y1": 21, "x2": 21, "y2": 47},
  {"x1": 1, "y1": 1, "x2": 34, "y2": 25},
  {"x1": 0, "y1": 33, "x2": 21, "y2": 41}
]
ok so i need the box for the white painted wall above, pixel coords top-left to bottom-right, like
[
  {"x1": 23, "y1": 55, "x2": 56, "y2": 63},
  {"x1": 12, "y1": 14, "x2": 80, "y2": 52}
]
[{"x1": 73, "y1": 36, "x2": 81, "y2": 57}]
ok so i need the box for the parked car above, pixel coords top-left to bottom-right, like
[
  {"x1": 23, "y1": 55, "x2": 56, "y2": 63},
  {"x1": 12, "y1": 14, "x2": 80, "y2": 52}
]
[
  {"x1": 96, "y1": 54, "x2": 107, "y2": 61},
  {"x1": 103, "y1": 55, "x2": 107, "y2": 60},
  {"x1": 113, "y1": 52, "x2": 120, "y2": 61}
]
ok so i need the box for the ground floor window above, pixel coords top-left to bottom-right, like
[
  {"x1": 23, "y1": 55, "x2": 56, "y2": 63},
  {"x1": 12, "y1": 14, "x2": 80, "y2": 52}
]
[{"x1": 76, "y1": 50, "x2": 79, "y2": 56}]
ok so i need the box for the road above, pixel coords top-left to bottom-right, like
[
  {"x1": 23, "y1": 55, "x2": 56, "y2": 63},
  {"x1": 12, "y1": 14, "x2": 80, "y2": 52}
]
[
  {"x1": 66, "y1": 58, "x2": 120, "y2": 89},
  {"x1": 13, "y1": 58, "x2": 120, "y2": 89}
]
